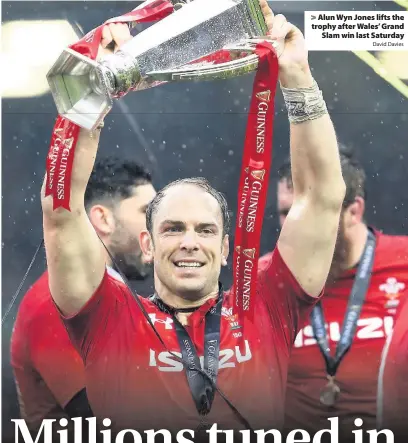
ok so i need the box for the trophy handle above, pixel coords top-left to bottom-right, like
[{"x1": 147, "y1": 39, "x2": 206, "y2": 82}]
[{"x1": 146, "y1": 39, "x2": 277, "y2": 82}]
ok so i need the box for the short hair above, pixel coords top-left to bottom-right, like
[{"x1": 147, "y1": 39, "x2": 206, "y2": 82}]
[
  {"x1": 84, "y1": 156, "x2": 152, "y2": 210},
  {"x1": 277, "y1": 144, "x2": 366, "y2": 207},
  {"x1": 146, "y1": 177, "x2": 230, "y2": 237}
]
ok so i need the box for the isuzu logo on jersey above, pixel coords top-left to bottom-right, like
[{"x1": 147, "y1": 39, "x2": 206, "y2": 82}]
[
  {"x1": 149, "y1": 340, "x2": 252, "y2": 372},
  {"x1": 294, "y1": 316, "x2": 394, "y2": 348}
]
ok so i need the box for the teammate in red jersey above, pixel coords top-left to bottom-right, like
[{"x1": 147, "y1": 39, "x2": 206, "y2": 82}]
[
  {"x1": 377, "y1": 290, "x2": 408, "y2": 442},
  {"x1": 263, "y1": 148, "x2": 408, "y2": 440},
  {"x1": 40, "y1": 2, "x2": 346, "y2": 435},
  {"x1": 11, "y1": 157, "x2": 156, "y2": 430}
]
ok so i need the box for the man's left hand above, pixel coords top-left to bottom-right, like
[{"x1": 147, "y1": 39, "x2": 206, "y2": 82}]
[{"x1": 259, "y1": 0, "x2": 313, "y2": 87}]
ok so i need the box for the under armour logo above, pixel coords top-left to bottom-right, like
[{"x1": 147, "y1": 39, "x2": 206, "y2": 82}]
[{"x1": 148, "y1": 313, "x2": 174, "y2": 330}]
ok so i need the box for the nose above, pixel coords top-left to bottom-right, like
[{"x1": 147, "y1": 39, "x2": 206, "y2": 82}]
[{"x1": 179, "y1": 230, "x2": 199, "y2": 252}]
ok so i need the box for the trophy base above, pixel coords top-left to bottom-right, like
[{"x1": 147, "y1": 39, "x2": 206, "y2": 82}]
[{"x1": 47, "y1": 48, "x2": 113, "y2": 131}]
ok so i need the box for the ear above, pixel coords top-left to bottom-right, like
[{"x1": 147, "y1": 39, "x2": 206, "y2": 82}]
[
  {"x1": 221, "y1": 234, "x2": 230, "y2": 267},
  {"x1": 88, "y1": 204, "x2": 115, "y2": 236},
  {"x1": 343, "y1": 196, "x2": 365, "y2": 228},
  {"x1": 140, "y1": 230, "x2": 154, "y2": 263}
]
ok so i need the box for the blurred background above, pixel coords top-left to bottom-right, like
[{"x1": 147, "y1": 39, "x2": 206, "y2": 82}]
[{"x1": 2, "y1": 0, "x2": 407, "y2": 439}]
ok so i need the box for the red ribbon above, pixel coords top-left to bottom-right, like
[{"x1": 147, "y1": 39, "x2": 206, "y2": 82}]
[
  {"x1": 45, "y1": 0, "x2": 175, "y2": 210},
  {"x1": 231, "y1": 42, "x2": 279, "y2": 323}
]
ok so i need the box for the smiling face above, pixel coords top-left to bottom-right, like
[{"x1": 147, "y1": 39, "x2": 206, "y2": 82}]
[{"x1": 140, "y1": 184, "x2": 229, "y2": 303}]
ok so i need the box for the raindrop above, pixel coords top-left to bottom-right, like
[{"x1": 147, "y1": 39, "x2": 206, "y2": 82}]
[{"x1": 228, "y1": 150, "x2": 234, "y2": 156}]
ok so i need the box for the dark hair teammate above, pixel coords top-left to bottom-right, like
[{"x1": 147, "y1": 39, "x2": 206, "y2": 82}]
[
  {"x1": 260, "y1": 147, "x2": 408, "y2": 439},
  {"x1": 11, "y1": 157, "x2": 155, "y2": 431}
]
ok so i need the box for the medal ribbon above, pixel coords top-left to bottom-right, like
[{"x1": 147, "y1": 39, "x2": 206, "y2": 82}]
[
  {"x1": 310, "y1": 229, "x2": 376, "y2": 377},
  {"x1": 149, "y1": 289, "x2": 223, "y2": 415}
]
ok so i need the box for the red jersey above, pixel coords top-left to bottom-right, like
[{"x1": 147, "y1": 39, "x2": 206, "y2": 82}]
[
  {"x1": 263, "y1": 231, "x2": 408, "y2": 437},
  {"x1": 62, "y1": 247, "x2": 318, "y2": 433},
  {"x1": 378, "y1": 295, "x2": 408, "y2": 439},
  {"x1": 10, "y1": 270, "x2": 119, "y2": 425}
]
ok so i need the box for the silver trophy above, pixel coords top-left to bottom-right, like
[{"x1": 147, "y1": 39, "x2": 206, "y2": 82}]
[{"x1": 47, "y1": 0, "x2": 269, "y2": 130}]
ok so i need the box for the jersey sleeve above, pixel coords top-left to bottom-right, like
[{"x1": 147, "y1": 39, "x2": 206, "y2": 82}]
[
  {"x1": 11, "y1": 310, "x2": 67, "y2": 426},
  {"x1": 60, "y1": 270, "x2": 128, "y2": 365},
  {"x1": 257, "y1": 247, "x2": 322, "y2": 350},
  {"x1": 379, "y1": 301, "x2": 408, "y2": 436}
]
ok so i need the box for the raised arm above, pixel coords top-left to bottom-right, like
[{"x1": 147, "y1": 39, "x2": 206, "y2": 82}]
[
  {"x1": 262, "y1": 2, "x2": 346, "y2": 298},
  {"x1": 41, "y1": 24, "x2": 132, "y2": 315}
]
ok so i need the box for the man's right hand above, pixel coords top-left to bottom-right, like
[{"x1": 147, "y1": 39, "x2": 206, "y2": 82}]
[
  {"x1": 41, "y1": 22, "x2": 132, "y2": 316},
  {"x1": 98, "y1": 23, "x2": 132, "y2": 60}
]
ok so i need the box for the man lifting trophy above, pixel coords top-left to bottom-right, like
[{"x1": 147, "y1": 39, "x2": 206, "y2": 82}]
[
  {"x1": 47, "y1": 0, "x2": 272, "y2": 130},
  {"x1": 39, "y1": 0, "x2": 344, "y2": 438}
]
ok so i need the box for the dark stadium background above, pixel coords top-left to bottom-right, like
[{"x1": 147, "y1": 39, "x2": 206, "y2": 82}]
[{"x1": 2, "y1": 1, "x2": 407, "y2": 439}]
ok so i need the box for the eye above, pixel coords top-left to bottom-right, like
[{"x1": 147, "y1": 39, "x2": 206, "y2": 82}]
[
  {"x1": 165, "y1": 226, "x2": 182, "y2": 233},
  {"x1": 200, "y1": 227, "x2": 215, "y2": 235}
]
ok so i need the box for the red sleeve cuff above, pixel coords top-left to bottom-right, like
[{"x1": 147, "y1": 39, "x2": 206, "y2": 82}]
[{"x1": 265, "y1": 246, "x2": 324, "y2": 304}]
